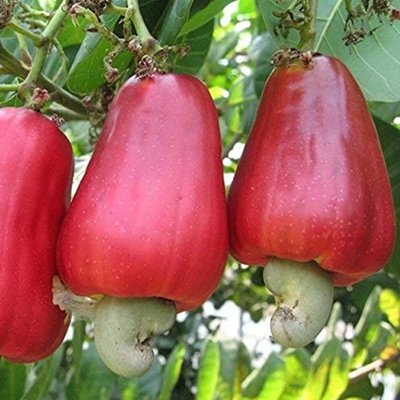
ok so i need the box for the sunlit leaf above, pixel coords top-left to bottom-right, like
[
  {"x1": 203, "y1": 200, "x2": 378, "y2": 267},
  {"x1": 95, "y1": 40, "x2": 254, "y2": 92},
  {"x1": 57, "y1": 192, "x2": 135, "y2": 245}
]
[
  {"x1": 217, "y1": 340, "x2": 252, "y2": 400},
  {"x1": 196, "y1": 339, "x2": 220, "y2": 400},
  {"x1": 180, "y1": 0, "x2": 236, "y2": 35},
  {"x1": 380, "y1": 289, "x2": 400, "y2": 328},
  {"x1": 158, "y1": 342, "x2": 186, "y2": 400},
  {"x1": 242, "y1": 352, "x2": 286, "y2": 399},
  {"x1": 278, "y1": 349, "x2": 311, "y2": 399},
  {"x1": 303, "y1": 338, "x2": 349, "y2": 400}
]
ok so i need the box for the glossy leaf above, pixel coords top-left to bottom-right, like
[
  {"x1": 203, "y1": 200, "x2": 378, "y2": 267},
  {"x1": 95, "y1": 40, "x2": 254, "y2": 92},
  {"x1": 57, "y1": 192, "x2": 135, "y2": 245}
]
[
  {"x1": 134, "y1": 360, "x2": 164, "y2": 400},
  {"x1": 380, "y1": 289, "x2": 400, "y2": 328},
  {"x1": 0, "y1": 360, "x2": 27, "y2": 400},
  {"x1": 75, "y1": 344, "x2": 120, "y2": 399},
  {"x1": 303, "y1": 338, "x2": 350, "y2": 400},
  {"x1": 242, "y1": 353, "x2": 286, "y2": 399},
  {"x1": 363, "y1": 322, "x2": 394, "y2": 364},
  {"x1": 257, "y1": 0, "x2": 400, "y2": 102},
  {"x1": 371, "y1": 101, "x2": 400, "y2": 124},
  {"x1": 180, "y1": 0, "x2": 236, "y2": 35},
  {"x1": 57, "y1": 16, "x2": 89, "y2": 48},
  {"x1": 217, "y1": 340, "x2": 252, "y2": 400},
  {"x1": 279, "y1": 349, "x2": 311, "y2": 399},
  {"x1": 66, "y1": 0, "x2": 169, "y2": 93},
  {"x1": 21, "y1": 349, "x2": 64, "y2": 400},
  {"x1": 375, "y1": 118, "x2": 400, "y2": 279},
  {"x1": 316, "y1": 1, "x2": 400, "y2": 102},
  {"x1": 173, "y1": 19, "x2": 215, "y2": 74},
  {"x1": 158, "y1": 0, "x2": 195, "y2": 45},
  {"x1": 66, "y1": 320, "x2": 87, "y2": 400},
  {"x1": 67, "y1": 33, "x2": 132, "y2": 94},
  {"x1": 158, "y1": 342, "x2": 186, "y2": 400},
  {"x1": 352, "y1": 287, "x2": 384, "y2": 367},
  {"x1": 250, "y1": 32, "x2": 277, "y2": 98},
  {"x1": 196, "y1": 339, "x2": 220, "y2": 400}
]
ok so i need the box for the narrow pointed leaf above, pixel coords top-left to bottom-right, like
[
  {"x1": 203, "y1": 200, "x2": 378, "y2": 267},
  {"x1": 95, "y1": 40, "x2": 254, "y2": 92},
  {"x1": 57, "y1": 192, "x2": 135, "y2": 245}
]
[
  {"x1": 196, "y1": 339, "x2": 220, "y2": 400},
  {"x1": 158, "y1": 342, "x2": 186, "y2": 400}
]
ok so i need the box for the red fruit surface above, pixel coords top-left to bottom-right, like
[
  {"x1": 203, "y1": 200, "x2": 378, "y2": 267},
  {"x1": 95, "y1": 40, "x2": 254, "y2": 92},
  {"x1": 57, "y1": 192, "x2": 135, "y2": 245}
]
[
  {"x1": 57, "y1": 73, "x2": 228, "y2": 311},
  {"x1": 0, "y1": 108, "x2": 73, "y2": 363},
  {"x1": 228, "y1": 56, "x2": 396, "y2": 286}
]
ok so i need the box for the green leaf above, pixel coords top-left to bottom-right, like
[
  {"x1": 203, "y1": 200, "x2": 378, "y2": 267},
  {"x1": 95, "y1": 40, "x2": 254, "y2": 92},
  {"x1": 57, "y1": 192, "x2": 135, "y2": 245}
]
[
  {"x1": 256, "y1": 0, "x2": 299, "y2": 48},
  {"x1": 0, "y1": 88, "x2": 23, "y2": 108},
  {"x1": 196, "y1": 339, "x2": 220, "y2": 400},
  {"x1": 380, "y1": 289, "x2": 400, "y2": 328},
  {"x1": 73, "y1": 343, "x2": 120, "y2": 399},
  {"x1": 0, "y1": 360, "x2": 27, "y2": 400},
  {"x1": 316, "y1": 0, "x2": 400, "y2": 102},
  {"x1": 340, "y1": 376, "x2": 384, "y2": 400},
  {"x1": 66, "y1": 320, "x2": 87, "y2": 400},
  {"x1": 242, "y1": 352, "x2": 286, "y2": 399},
  {"x1": 180, "y1": 0, "x2": 236, "y2": 36},
  {"x1": 135, "y1": 359, "x2": 164, "y2": 400},
  {"x1": 158, "y1": 0, "x2": 195, "y2": 45},
  {"x1": 157, "y1": 342, "x2": 186, "y2": 400},
  {"x1": 363, "y1": 322, "x2": 394, "y2": 364},
  {"x1": 239, "y1": 0, "x2": 257, "y2": 14},
  {"x1": 67, "y1": 32, "x2": 132, "y2": 94},
  {"x1": 354, "y1": 287, "x2": 382, "y2": 338},
  {"x1": 66, "y1": 0, "x2": 132, "y2": 94},
  {"x1": 251, "y1": 33, "x2": 277, "y2": 98},
  {"x1": 371, "y1": 101, "x2": 400, "y2": 124},
  {"x1": 57, "y1": 16, "x2": 89, "y2": 48},
  {"x1": 257, "y1": 0, "x2": 400, "y2": 102},
  {"x1": 303, "y1": 338, "x2": 350, "y2": 400},
  {"x1": 374, "y1": 118, "x2": 400, "y2": 280},
  {"x1": 207, "y1": 27, "x2": 239, "y2": 62},
  {"x1": 65, "y1": 120, "x2": 94, "y2": 156},
  {"x1": 216, "y1": 340, "x2": 251, "y2": 400},
  {"x1": 140, "y1": 0, "x2": 171, "y2": 38},
  {"x1": 121, "y1": 382, "x2": 140, "y2": 400},
  {"x1": 21, "y1": 348, "x2": 64, "y2": 400},
  {"x1": 352, "y1": 287, "x2": 385, "y2": 367},
  {"x1": 173, "y1": 19, "x2": 214, "y2": 74},
  {"x1": 279, "y1": 349, "x2": 311, "y2": 399}
]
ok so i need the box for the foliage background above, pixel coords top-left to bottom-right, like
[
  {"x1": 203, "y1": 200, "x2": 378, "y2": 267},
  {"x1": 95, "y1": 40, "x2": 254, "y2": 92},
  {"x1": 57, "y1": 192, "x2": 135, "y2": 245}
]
[{"x1": 0, "y1": 0, "x2": 399, "y2": 399}]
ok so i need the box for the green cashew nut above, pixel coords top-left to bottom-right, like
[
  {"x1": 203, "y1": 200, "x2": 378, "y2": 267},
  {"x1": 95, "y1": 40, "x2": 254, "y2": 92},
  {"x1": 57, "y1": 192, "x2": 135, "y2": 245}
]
[
  {"x1": 94, "y1": 297, "x2": 176, "y2": 378},
  {"x1": 263, "y1": 258, "x2": 334, "y2": 347}
]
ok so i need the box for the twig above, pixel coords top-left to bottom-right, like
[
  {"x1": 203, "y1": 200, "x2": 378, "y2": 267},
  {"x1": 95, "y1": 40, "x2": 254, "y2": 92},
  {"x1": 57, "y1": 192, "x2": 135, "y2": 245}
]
[
  {"x1": 0, "y1": 43, "x2": 87, "y2": 114},
  {"x1": 0, "y1": 83, "x2": 21, "y2": 92},
  {"x1": 74, "y1": 5, "x2": 122, "y2": 46},
  {"x1": 19, "y1": 0, "x2": 69, "y2": 102},
  {"x1": 349, "y1": 351, "x2": 400, "y2": 383},
  {"x1": 6, "y1": 20, "x2": 42, "y2": 46},
  {"x1": 127, "y1": 0, "x2": 154, "y2": 41}
]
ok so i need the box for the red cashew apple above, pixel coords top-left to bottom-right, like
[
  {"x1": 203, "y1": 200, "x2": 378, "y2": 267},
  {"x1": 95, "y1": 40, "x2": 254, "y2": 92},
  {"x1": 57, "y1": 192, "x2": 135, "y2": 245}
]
[
  {"x1": 228, "y1": 55, "x2": 396, "y2": 347},
  {"x1": 0, "y1": 108, "x2": 73, "y2": 363},
  {"x1": 56, "y1": 73, "x2": 229, "y2": 377}
]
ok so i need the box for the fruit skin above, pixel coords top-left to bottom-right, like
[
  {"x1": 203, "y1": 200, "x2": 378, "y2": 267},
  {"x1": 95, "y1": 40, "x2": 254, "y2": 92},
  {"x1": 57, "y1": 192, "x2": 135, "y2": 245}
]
[
  {"x1": 0, "y1": 108, "x2": 73, "y2": 363},
  {"x1": 228, "y1": 55, "x2": 396, "y2": 286},
  {"x1": 57, "y1": 73, "x2": 228, "y2": 312}
]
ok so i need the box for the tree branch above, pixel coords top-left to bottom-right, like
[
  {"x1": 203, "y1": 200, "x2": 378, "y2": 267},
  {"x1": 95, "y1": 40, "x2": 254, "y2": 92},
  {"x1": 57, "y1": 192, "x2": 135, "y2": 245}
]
[
  {"x1": 0, "y1": 43, "x2": 87, "y2": 114},
  {"x1": 349, "y1": 351, "x2": 400, "y2": 383}
]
